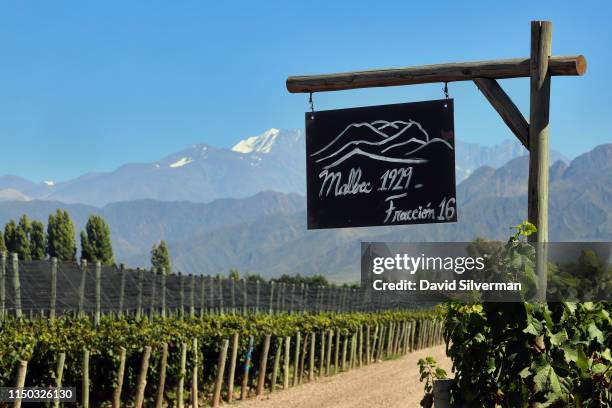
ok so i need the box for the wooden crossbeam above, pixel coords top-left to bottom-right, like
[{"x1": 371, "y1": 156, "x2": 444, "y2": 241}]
[
  {"x1": 286, "y1": 55, "x2": 586, "y2": 93},
  {"x1": 474, "y1": 77, "x2": 529, "y2": 148}
]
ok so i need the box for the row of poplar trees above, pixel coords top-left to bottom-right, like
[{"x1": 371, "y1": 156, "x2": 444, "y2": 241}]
[
  {"x1": 0, "y1": 209, "x2": 172, "y2": 272},
  {"x1": 0, "y1": 209, "x2": 114, "y2": 265}
]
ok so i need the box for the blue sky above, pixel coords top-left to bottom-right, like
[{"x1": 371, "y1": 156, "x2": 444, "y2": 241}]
[{"x1": 0, "y1": 1, "x2": 609, "y2": 182}]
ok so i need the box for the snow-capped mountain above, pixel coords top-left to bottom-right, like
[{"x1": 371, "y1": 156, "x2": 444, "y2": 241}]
[{"x1": 0, "y1": 128, "x2": 567, "y2": 207}]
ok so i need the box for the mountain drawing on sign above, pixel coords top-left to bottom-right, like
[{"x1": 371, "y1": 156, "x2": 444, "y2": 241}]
[{"x1": 311, "y1": 120, "x2": 453, "y2": 170}]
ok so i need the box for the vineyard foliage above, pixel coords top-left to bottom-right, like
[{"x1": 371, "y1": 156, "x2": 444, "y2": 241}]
[
  {"x1": 0, "y1": 310, "x2": 436, "y2": 404},
  {"x1": 444, "y1": 223, "x2": 611, "y2": 407}
]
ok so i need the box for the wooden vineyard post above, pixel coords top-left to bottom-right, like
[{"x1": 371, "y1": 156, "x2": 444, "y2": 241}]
[
  {"x1": 308, "y1": 332, "x2": 315, "y2": 381},
  {"x1": 212, "y1": 339, "x2": 229, "y2": 408},
  {"x1": 94, "y1": 261, "x2": 101, "y2": 327},
  {"x1": 78, "y1": 259, "x2": 86, "y2": 318},
  {"x1": 358, "y1": 326, "x2": 363, "y2": 366},
  {"x1": 53, "y1": 353, "x2": 65, "y2": 408},
  {"x1": 136, "y1": 267, "x2": 143, "y2": 320},
  {"x1": 341, "y1": 334, "x2": 348, "y2": 371},
  {"x1": 242, "y1": 278, "x2": 248, "y2": 315},
  {"x1": 217, "y1": 276, "x2": 224, "y2": 315},
  {"x1": 230, "y1": 277, "x2": 236, "y2": 314},
  {"x1": 191, "y1": 339, "x2": 199, "y2": 408},
  {"x1": 149, "y1": 267, "x2": 157, "y2": 318},
  {"x1": 155, "y1": 343, "x2": 168, "y2": 408},
  {"x1": 12, "y1": 360, "x2": 27, "y2": 408},
  {"x1": 200, "y1": 275, "x2": 206, "y2": 318},
  {"x1": 255, "y1": 280, "x2": 260, "y2": 314},
  {"x1": 318, "y1": 331, "x2": 325, "y2": 377},
  {"x1": 160, "y1": 268, "x2": 166, "y2": 318},
  {"x1": 283, "y1": 336, "x2": 291, "y2": 389},
  {"x1": 271, "y1": 337, "x2": 283, "y2": 393},
  {"x1": 178, "y1": 272, "x2": 184, "y2": 318},
  {"x1": 135, "y1": 346, "x2": 152, "y2": 408},
  {"x1": 176, "y1": 342, "x2": 187, "y2": 408},
  {"x1": 227, "y1": 332, "x2": 239, "y2": 402},
  {"x1": 334, "y1": 330, "x2": 340, "y2": 374},
  {"x1": 371, "y1": 325, "x2": 379, "y2": 363},
  {"x1": 118, "y1": 264, "x2": 125, "y2": 317},
  {"x1": 299, "y1": 334, "x2": 308, "y2": 383},
  {"x1": 365, "y1": 325, "x2": 371, "y2": 364},
  {"x1": 529, "y1": 20, "x2": 552, "y2": 300},
  {"x1": 189, "y1": 274, "x2": 195, "y2": 318},
  {"x1": 256, "y1": 335, "x2": 271, "y2": 396},
  {"x1": 325, "y1": 330, "x2": 333, "y2": 375},
  {"x1": 113, "y1": 347, "x2": 126, "y2": 408},
  {"x1": 50, "y1": 257, "x2": 57, "y2": 319},
  {"x1": 82, "y1": 349, "x2": 90, "y2": 408},
  {"x1": 11, "y1": 254, "x2": 21, "y2": 318},
  {"x1": 293, "y1": 331, "x2": 301, "y2": 386},
  {"x1": 241, "y1": 336, "x2": 254, "y2": 400}
]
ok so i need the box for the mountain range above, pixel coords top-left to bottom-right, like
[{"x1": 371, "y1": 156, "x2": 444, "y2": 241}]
[
  {"x1": 0, "y1": 129, "x2": 567, "y2": 206},
  {"x1": 0, "y1": 139, "x2": 608, "y2": 282}
]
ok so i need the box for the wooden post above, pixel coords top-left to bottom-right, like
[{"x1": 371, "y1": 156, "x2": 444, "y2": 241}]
[
  {"x1": 10, "y1": 253, "x2": 22, "y2": 318},
  {"x1": 13, "y1": 360, "x2": 27, "y2": 408},
  {"x1": 160, "y1": 268, "x2": 166, "y2": 318},
  {"x1": 154, "y1": 343, "x2": 168, "y2": 408},
  {"x1": 82, "y1": 349, "x2": 90, "y2": 408},
  {"x1": 255, "y1": 280, "x2": 260, "y2": 314},
  {"x1": 227, "y1": 332, "x2": 239, "y2": 402},
  {"x1": 230, "y1": 276, "x2": 236, "y2": 314},
  {"x1": 53, "y1": 352, "x2": 65, "y2": 408},
  {"x1": 135, "y1": 346, "x2": 152, "y2": 408},
  {"x1": 341, "y1": 335, "x2": 348, "y2": 371},
  {"x1": 365, "y1": 325, "x2": 371, "y2": 365},
  {"x1": 371, "y1": 324, "x2": 379, "y2": 362},
  {"x1": 269, "y1": 281, "x2": 275, "y2": 314},
  {"x1": 177, "y1": 342, "x2": 187, "y2": 408},
  {"x1": 217, "y1": 276, "x2": 224, "y2": 315},
  {"x1": 242, "y1": 278, "x2": 248, "y2": 315},
  {"x1": 136, "y1": 267, "x2": 143, "y2": 320},
  {"x1": 94, "y1": 261, "x2": 101, "y2": 327},
  {"x1": 241, "y1": 336, "x2": 254, "y2": 399},
  {"x1": 212, "y1": 339, "x2": 229, "y2": 407},
  {"x1": 325, "y1": 330, "x2": 333, "y2": 375},
  {"x1": 308, "y1": 332, "x2": 315, "y2": 381},
  {"x1": 318, "y1": 330, "x2": 325, "y2": 377},
  {"x1": 191, "y1": 338, "x2": 199, "y2": 408},
  {"x1": 283, "y1": 336, "x2": 291, "y2": 389},
  {"x1": 358, "y1": 326, "x2": 363, "y2": 366},
  {"x1": 118, "y1": 264, "x2": 125, "y2": 316},
  {"x1": 256, "y1": 334, "x2": 271, "y2": 396},
  {"x1": 271, "y1": 337, "x2": 283, "y2": 393},
  {"x1": 149, "y1": 267, "x2": 157, "y2": 318},
  {"x1": 334, "y1": 330, "x2": 340, "y2": 374},
  {"x1": 529, "y1": 20, "x2": 552, "y2": 301},
  {"x1": 293, "y1": 332, "x2": 301, "y2": 386},
  {"x1": 178, "y1": 272, "x2": 184, "y2": 318},
  {"x1": 286, "y1": 55, "x2": 585, "y2": 93},
  {"x1": 0, "y1": 252, "x2": 5, "y2": 320},
  {"x1": 47, "y1": 257, "x2": 58, "y2": 319},
  {"x1": 189, "y1": 274, "x2": 195, "y2": 318},
  {"x1": 200, "y1": 275, "x2": 206, "y2": 318},
  {"x1": 112, "y1": 347, "x2": 126, "y2": 408},
  {"x1": 299, "y1": 334, "x2": 308, "y2": 383}
]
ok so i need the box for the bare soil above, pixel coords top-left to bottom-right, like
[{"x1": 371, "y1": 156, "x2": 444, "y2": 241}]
[{"x1": 235, "y1": 345, "x2": 452, "y2": 408}]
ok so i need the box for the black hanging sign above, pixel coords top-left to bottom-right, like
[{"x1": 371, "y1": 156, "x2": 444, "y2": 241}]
[{"x1": 306, "y1": 99, "x2": 457, "y2": 229}]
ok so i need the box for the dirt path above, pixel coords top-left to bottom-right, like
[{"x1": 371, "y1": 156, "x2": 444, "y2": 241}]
[{"x1": 236, "y1": 345, "x2": 452, "y2": 408}]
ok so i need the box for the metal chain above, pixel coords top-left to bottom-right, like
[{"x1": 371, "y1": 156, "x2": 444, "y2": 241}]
[
  {"x1": 309, "y1": 92, "x2": 315, "y2": 112},
  {"x1": 443, "y1": 82, "x2": 449, "y2": 99}
]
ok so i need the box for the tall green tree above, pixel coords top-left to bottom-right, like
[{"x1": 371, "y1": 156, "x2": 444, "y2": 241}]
[
  {"x1": 30, "y1": 220, "x2": 47, "y2": 260},
  {"x1": 3, "y1": 220, "x2": 17, "y2": 254},
  {"x1": 0, "y1": 230, "x2": 5, "y2": 255},
  {"x1": 80, "y1": 215, "x2": 114, "y2": 265},
  {"x1": 13, "y1": 215, "x2": 32, "y2": 260},
  {"x1": 47, "y1": 209, "x2": 77, "y2": 262},
  {"x1": 151, "y1": 240, "x2": 171, "y2": 274}
]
